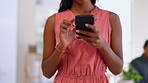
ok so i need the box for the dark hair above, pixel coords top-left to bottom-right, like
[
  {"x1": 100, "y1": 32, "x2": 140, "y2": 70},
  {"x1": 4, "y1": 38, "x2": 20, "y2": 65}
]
[
  {"x1": 58, "y1": 0, "x2": 96, "y2": 12},
  {"x1": 144, "y1": 40, "x2": 148, "y2": 48}
]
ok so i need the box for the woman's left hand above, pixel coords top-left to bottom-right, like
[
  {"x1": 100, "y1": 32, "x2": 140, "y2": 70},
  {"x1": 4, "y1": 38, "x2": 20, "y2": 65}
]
[{"x1": 76, "y1": 24, "x2": 106, "y2": 49}]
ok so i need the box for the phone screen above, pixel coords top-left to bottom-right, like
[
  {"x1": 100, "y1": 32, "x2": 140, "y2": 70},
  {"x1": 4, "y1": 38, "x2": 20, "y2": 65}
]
[{"x1": 75, "y1": 15, "x2": 94, "y2": 37}]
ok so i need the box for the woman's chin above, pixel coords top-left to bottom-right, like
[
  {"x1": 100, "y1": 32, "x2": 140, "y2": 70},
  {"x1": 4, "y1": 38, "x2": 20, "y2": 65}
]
[{"x1": 73, "y1": 0, "x2": 89, "y2": 5}]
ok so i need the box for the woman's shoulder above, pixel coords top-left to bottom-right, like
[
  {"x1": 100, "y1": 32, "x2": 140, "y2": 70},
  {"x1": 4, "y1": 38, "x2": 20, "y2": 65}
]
[
  {"x1": 56, "y1": 10, "x2": 70, "y2": 16},
  {"x1": 46, "y1": 14, "x2": 56, "y2": 24},
  {"x1": 97, "y1": 7, "x2": 119, "y2": 18},
  {"x1": 46, "y1": 10, "x2": 69, "y2": 22},
  {"x1": 107, "y1": 11, "x2": 120, "y2": 26},
  {"x1": 95, "y1": 7, "x2": 109, "y2": 14},
  {"x1": 109, "y1": 11, "x2": 119, "y2": 20}
]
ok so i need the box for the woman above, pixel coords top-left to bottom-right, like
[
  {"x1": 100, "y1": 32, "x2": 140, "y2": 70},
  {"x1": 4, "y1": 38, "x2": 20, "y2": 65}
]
[{"x1": 42, "y1": 0, "x2": 123, "y2": 83}]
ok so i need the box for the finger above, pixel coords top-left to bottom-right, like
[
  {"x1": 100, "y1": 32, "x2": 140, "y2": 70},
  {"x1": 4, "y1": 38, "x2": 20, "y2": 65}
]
[
  {"x1": 72, "y1": 27, "x2": 76, "y2": 33},
  {"x1": 76, "y1": 34, "x2": 97, "y2": 42},
  {"x1": 76, "y1": 30, "x2": 97, "y2": 38},
  {"x1": 63, "y1": 19, "x2": 72, "y2": 26},
  {"x1": 61, "y1": 28, "x2": 67, "y2": 33},
  {"x1": 60, "y1": 23, "x2": 69, "y2": 29},
  {"x1": 85, "y1": 24, "x2": 99, "y2": 33},
  {"x1": 70, "y1": 19, "x2": 75, "y2": 23},
  {"x1": 69, "y1": 26, "x2": 75, "y2": 31}
]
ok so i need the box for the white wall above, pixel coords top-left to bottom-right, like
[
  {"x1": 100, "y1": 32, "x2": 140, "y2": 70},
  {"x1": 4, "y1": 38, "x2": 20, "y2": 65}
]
[
  {"x1": 131, "y1": 0, "x2": 148, "y2": 59},
  {"x1": 17, "y1": 0, "x2": 36, "y2": 83},
  {"x1": 0, "y1": 0, "x2": 18, "y2": 83},
  {"x1": 17, "y1": 0, "x2": 61, "y2": 82}
]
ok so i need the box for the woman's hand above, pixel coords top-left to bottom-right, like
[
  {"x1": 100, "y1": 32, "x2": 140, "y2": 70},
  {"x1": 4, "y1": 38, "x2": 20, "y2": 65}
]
[
  {"x1": 76, "y1": 24, "x2": 106, "y2": 49},
  {"x1": 59, "y1": 19, "x2": 75, "y2": 50}
]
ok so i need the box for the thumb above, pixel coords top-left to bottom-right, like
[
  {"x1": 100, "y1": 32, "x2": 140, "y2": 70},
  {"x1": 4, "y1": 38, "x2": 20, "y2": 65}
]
[
  {"x1": 72, "y1": 27, "x2": 76, "y2": 33},
  {"x1": 70, "y1": 19, "x2": 75, "y2": 23}
]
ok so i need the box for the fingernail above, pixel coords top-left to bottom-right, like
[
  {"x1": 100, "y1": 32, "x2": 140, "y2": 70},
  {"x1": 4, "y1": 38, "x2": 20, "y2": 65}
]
[
  {"x1": 85, "y1": 24, "x2": 89, "y2": 26},
  {"x1": 76, "y1": 30, "x2": 80, "y2": 33},
  {"x1": 76, "y1": 35, "x2": 79, "y2": 37}
]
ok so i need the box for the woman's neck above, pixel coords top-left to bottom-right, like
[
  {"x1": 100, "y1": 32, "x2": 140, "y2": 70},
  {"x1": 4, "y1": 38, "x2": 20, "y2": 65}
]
[{"x1": 71, "y1": 1, "x2": 95, "y2": 15}]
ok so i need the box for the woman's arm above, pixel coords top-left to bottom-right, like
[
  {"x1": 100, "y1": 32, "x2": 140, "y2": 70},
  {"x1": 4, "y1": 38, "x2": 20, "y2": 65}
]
[
  {"x1": 75, "y1": 12, "x2": 123, "y2": 75},
  {"x1": 42, "y1": 15, "x2": 64, "y2": 78},
  {"x1": 42, "y1": 14, "x2": 75, "y2": 78},
  {"x1": 98, "y1": 12, "x2": 123, "y2": 75}
]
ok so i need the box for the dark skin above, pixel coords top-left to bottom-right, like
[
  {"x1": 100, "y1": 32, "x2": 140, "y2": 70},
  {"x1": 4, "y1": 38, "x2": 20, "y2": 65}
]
[
  {"x1": 144, "y1": 46, "x2": 148, "y2": 60},
  {"x1": 42, "y1": 0, "x2": 123, "y2": 78}
]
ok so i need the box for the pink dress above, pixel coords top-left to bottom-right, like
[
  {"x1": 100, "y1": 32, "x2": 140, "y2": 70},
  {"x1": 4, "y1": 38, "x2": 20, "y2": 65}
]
[{"x1": 54, "y1": 7, "x2": 111, "y2": 83}]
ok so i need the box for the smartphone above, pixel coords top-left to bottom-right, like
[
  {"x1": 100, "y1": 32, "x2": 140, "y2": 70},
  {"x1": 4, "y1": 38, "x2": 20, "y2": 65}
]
[{"x1": 75, "y1": 15, "x2": 94, "y2": 37}]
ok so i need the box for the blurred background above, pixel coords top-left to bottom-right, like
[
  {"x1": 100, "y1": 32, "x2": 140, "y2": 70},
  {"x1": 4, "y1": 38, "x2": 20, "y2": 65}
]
[{"x1": 0, "y1": 0, "x2": 148, "y2": 83}]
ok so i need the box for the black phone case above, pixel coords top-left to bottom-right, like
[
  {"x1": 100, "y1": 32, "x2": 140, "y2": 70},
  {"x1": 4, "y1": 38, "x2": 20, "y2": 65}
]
[{"x1": 75, "y1": 15, "x2": 94, "y2": 37}]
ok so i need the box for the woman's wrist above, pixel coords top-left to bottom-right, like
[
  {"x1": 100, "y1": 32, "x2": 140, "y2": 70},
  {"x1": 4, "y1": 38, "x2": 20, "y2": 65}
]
[
  {"x1": 96, "y1": 41, "x2": 108, "y2": 50},
  {"x1": 90, "y1": 37, "x2": 106, "y2": 50},
  {"x1": 55, "y1": 42, "x2": 67, "y2": 52}
]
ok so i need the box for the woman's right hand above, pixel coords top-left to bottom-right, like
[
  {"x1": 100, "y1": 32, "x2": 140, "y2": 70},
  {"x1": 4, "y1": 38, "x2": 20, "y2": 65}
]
[{"x1": 59, "y1": 19, "x2": 75, "y2": 51}]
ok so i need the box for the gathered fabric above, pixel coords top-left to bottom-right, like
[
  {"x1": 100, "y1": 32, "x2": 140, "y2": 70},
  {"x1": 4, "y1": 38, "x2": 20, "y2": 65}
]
[{"x1": 54, "y1": 7, "x2": 111, "y2": 83}]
